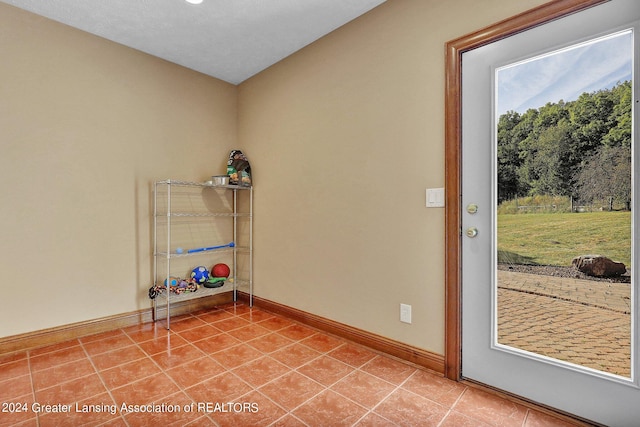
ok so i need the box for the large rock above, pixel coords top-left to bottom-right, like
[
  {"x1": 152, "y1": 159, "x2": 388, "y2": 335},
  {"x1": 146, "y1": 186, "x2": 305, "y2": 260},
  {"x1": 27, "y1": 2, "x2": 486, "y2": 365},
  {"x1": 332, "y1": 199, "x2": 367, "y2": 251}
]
[{"x1": 571, "y1": 255, "x2": 626, "y2": 277}]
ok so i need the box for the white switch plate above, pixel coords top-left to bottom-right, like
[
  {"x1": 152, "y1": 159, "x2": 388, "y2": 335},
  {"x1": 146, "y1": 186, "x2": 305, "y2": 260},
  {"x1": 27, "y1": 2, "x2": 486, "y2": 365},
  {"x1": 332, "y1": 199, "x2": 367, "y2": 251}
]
[
  {"x1": 426, "y1": 188, "x2": 445, "y2": 207},
  {"x1": 400, "y1": 303, "x2": 412, "y2": 324}
]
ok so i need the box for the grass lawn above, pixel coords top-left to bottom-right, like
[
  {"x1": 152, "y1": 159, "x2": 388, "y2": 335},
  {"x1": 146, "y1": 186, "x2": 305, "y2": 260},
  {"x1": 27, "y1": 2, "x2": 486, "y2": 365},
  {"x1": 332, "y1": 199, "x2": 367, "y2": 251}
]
[{"x1": 497, "y1": 211, "x2": 631, "y2": 267}]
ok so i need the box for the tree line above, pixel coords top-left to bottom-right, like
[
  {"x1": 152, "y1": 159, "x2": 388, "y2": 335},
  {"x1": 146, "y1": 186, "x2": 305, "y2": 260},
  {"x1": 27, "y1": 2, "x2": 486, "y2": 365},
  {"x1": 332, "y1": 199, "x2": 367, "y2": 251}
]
[{"x1": 497, "y1": 81, "x2": 632, "y2": 209}]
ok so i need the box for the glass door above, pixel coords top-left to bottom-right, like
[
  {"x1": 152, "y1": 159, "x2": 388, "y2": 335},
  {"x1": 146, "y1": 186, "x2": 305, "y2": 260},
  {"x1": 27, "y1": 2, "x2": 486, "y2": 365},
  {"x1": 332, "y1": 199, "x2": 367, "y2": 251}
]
[
  {"x1": 461, "y1": 1, "x2": 639, "y2": 425},
  {"x1": 495, "y1": 29, "x2": 633, "y2": 379}
]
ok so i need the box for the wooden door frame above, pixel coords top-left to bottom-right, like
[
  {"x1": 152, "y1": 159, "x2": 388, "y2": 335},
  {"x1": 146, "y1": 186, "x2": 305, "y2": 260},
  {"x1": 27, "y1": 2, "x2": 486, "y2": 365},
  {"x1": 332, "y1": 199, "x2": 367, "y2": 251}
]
[{"x1": 443, "y1": 0, "x2": 609, "y2": 381}]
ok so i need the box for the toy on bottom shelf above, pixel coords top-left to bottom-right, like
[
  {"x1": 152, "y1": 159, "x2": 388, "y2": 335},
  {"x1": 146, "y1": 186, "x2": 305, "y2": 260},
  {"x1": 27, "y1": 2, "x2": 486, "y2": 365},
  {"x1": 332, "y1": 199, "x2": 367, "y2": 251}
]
[
  {"x1": 148, "y1": 261, "x2": 232, "y2": 298},
  {"x1": 175, "y1": 279, "x2": 199, "y2": 294},
  {"x1": 191, "y1": 266, "x2": 210, "y2": 284},
  {"x1": 164, "y1": 277, "x2": 179, "y2": 287},
  {"x1": 148, "y1": 277, "x2": 199, "y2": 299},
  {"x1": 205, "y1": 263, "x2": 230, "y2": 288},
  {"x1": 212, "y1": 263, "x2": 230, "y2": 278},
  {"x1": 204, "y1": 277, "x2": 225, "y2": 288}
]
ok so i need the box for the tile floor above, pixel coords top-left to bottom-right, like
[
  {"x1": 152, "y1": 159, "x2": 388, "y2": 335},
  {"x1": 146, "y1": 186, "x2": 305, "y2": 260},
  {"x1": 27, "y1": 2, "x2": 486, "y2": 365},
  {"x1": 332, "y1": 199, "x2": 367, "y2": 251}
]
[{"x1": 0, "y1": 302, "x2": 584, "y2": 426}]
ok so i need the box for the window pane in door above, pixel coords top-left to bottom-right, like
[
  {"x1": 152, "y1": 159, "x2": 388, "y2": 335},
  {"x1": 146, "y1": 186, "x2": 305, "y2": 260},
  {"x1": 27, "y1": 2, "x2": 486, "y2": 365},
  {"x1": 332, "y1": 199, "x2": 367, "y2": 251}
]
[{"x1": 495, "y1": 30, "x2": 633, "y2": 378}]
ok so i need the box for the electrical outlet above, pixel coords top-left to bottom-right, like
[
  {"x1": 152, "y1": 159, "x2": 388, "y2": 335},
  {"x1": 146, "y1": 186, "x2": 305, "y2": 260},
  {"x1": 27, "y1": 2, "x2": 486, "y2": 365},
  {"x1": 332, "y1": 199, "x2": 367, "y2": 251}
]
[{"x1": 400, "y1": 304, "x2": 412, "y2": 324}]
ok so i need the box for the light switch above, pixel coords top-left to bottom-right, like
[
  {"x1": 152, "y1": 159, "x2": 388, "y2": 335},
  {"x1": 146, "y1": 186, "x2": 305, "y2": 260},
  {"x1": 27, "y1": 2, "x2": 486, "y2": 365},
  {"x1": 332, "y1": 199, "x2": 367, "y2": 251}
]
[{"x1": 426, "y1": 188, "x2": 445, "y2": 207}]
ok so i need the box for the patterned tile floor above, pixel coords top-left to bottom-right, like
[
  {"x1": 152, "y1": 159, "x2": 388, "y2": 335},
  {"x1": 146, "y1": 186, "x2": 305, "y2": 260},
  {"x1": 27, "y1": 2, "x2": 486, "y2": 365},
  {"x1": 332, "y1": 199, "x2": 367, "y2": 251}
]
[
  {"x1": 498, "y1": 270, "x2": 631, "y2": 377},
  {"x1": 0, "y1": 302, "x2": 584, "y2": 426}
]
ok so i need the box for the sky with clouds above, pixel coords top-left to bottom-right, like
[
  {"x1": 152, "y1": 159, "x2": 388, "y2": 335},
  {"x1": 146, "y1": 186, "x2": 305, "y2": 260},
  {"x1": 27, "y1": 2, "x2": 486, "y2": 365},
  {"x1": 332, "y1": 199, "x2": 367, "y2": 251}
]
[{"x1": 496, "y1": 30, "x2": 633, "y2": 115}]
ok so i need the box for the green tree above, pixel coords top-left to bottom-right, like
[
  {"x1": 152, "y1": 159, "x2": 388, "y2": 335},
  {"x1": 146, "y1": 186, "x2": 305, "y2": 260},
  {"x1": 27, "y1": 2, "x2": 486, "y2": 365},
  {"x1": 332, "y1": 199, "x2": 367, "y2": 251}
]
[
  {"x1": 568, "y1": 87, "x2": 617, "y2": 152},
  {"x1": 517, "y1": 103, "x2": 575, "y2": 197},
  {"x1": 603, "y1": 81, "x2": 632, "y2": 147},
  {"x1": 576, "y1": 144, "x2": 631, "y2": 210},
  {"x1": 496, "y1": 111, "x2": 522, "y2": 202},
  {"x1": 496, "y1": 81, "x2": 632, "y2": 207},
  {"x1": 520, "y1": 119, "x2": 575, "y2": 196}
]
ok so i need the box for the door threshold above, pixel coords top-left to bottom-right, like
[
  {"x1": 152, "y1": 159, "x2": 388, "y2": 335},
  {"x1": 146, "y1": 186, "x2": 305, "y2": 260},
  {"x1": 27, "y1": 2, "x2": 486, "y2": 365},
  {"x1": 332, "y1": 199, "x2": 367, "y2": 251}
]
[{"x1": 460, "y1": 378, "x2": 603, "y2": 427}]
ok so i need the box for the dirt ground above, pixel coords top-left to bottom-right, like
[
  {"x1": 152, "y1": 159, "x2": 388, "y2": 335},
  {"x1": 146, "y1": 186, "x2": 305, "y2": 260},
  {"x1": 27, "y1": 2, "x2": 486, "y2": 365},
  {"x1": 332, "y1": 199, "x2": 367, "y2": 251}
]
[{"x1": 498, "y1": 263, "x2": 631, "y2": 283}]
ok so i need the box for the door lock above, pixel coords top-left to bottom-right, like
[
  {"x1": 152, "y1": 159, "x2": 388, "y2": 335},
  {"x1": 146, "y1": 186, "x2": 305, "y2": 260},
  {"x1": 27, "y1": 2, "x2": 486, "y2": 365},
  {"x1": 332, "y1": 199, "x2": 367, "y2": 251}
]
[{"x1": 465, "y1": 227, "x2": 478, "y2": 238}]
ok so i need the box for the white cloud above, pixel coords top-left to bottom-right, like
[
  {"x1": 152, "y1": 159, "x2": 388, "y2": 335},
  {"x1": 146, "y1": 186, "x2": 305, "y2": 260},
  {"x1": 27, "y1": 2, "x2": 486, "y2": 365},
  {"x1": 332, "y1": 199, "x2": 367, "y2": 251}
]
[{"x1": 497, "y1": 30, "x2": 632, "y2": 115}]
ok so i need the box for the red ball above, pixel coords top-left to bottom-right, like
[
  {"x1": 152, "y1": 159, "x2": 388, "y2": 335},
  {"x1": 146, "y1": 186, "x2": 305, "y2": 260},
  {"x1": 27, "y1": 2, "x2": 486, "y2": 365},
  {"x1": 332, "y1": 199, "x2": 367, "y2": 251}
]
[{"x1": 211, "y1": 263, "x2": 230, "y2": 278}]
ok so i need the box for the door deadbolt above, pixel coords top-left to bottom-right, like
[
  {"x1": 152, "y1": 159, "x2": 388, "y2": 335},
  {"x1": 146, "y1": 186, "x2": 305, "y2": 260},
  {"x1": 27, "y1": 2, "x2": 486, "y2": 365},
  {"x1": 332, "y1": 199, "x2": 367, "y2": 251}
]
[
  {"x1": 465, "y1": 227, "x2": 478, "y2": 238},
  {"x1": 466, "y1": 203, "x2": 478, "y2": 214}
]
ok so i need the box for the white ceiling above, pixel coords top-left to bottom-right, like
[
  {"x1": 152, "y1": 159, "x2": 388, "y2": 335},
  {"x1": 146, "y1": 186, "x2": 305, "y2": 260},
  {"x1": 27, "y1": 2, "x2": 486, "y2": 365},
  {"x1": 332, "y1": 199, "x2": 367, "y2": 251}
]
[{"x1": 1, "y1": 0, "x2": 386, "y2": 84}]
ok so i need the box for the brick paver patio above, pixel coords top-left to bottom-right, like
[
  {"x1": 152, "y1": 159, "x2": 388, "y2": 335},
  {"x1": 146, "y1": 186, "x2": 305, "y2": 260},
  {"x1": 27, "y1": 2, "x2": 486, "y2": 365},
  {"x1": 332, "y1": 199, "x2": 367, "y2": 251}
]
[{"x1": 497, "y1": 270, "x2": 631, "y2": 377}]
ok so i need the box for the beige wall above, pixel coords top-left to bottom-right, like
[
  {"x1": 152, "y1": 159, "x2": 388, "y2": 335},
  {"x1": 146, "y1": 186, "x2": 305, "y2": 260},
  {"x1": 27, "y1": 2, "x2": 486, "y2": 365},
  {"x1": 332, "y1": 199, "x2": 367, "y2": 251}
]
[
  {"x1": 0, "y1": 0, "x2": 548, "y2": 354},
  {"x1": 0, "y1": 3, "x2": 236, "y2": 337},
  {"x1": 238, "y1": 0, "x2": 548, "y2": 354}
]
